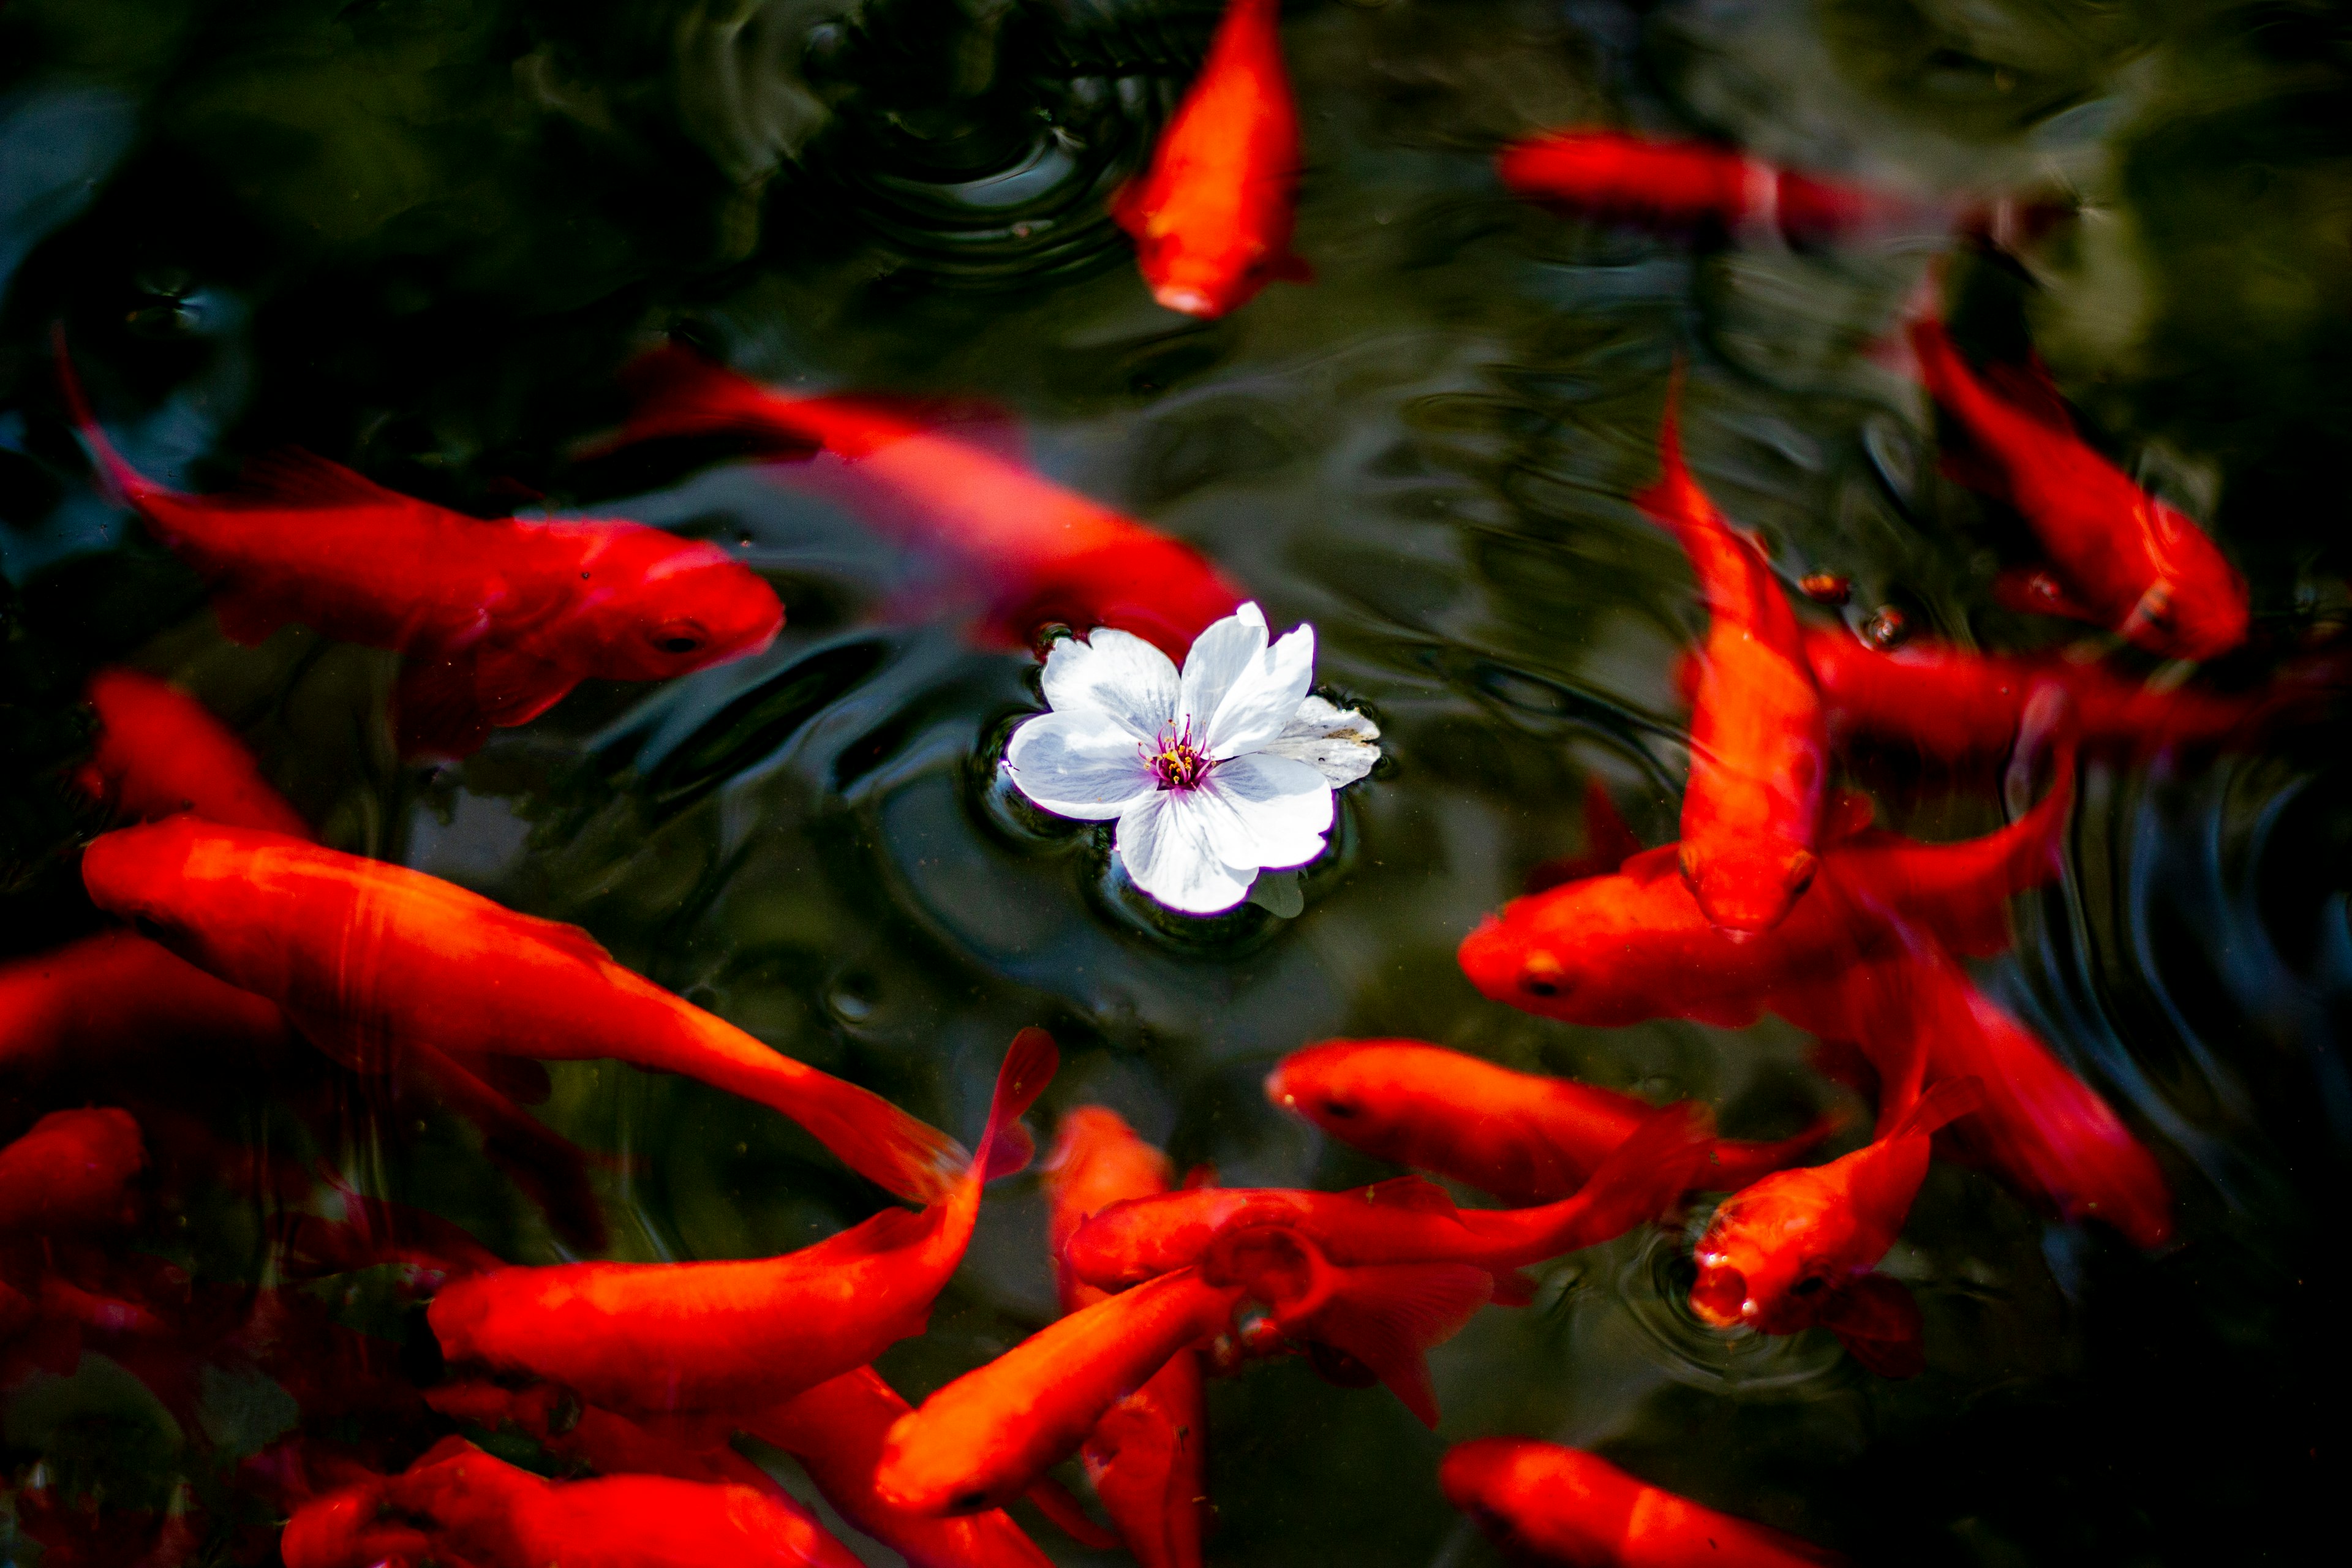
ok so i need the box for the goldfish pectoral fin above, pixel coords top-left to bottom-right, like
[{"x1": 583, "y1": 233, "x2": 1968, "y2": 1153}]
[
  {"x1": 391, "y1": 651, "x2": 497, "y2": 761},
  {"x1": 1577, "y1": 1101, "x2": 1717, "y2": 1229},
  {"x1": 1306, "y1": 1262, "x2": 1490, "y2": 1428},
  {"x1": 211, "y1": 584, "x2": 291, "y2": 647},
  {"x1": 1817, "y1": 1274, "x2": 1924, "y2": 1379},
  {"x1": 981, "y1": 1120, "x2": 1037, "y2": 1182},
  {"x1": 1581, "y1": 775, "x2": 1646, "y2": 871},
  {"x1": 468, "y1": 643, "x2": 578, "y2": 728},
  {"x1": 1023, "y1": 1476, "x2": 1123, "y2": 1549}
]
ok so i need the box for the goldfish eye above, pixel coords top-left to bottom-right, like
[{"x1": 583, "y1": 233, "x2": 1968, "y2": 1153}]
[
  {"x1": 1790, "y1": 1274, "x2": 1826, "y2": 1297},
  {"x1": 1520, "y1": 952, "x2": 1567, "y2": 998},
  {"x1": 1318, "y1": 1097, "x2": 1361, "y2": 1120},
  {"x1": 949, "y1": 1488, "x2": 991, "y2": 1513},
  {"x1": 648, "y1": 620, "x2": 707, "y2": 657}
]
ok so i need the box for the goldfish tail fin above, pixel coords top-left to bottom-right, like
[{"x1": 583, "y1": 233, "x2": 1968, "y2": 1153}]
[
  {"x1": 51, "y1": 324, "x2": 155, "y2": 510},
  {"x1": 1816, "y1": 1272, "x2": 1924, "y2": 1379},
  {"x1": 1891, "y1": 1074, "x2": 1985, "y2": 1142},
  {"x1": 1634, "y1": 364, "x2": 1696, "y2": 533},
  {"x1": 581, "y1": 344, "x2": 820, "y2": 462},
  {"x1": 1565, "y1": 1099, "x2": 1716, "y2": 1229},
  {"x1": 1304, "y1": 1262, "x2": 1491, "y2": 1428},
  {"x1": 977, "y1": 1027, "x2": 1060, "y2": 1181},
  {"x1": 1024, "y1": 1476, "x2": 1122, "y2": 1548}
]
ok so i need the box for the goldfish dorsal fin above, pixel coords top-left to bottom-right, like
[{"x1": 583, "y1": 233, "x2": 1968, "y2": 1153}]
[
  {"x1": 976, "y1": 1028, "x2": 1059, "y2": 1180},
  {"x1": 1617, "y1": 843, "x2": 1683, "y2": 884},
  {"x1": 1580, "y1": 776, "x2": 1646, "y2": 871},
  {"x1": 1358, "y1": 1176, "x2": 1457, "y2": 1215},
  {"x1": 820, "y1": 1203, "x2": 938, "y2": 1260},
  {"x1": 1890, "y1": 1075, "x2": 1984, "y2": 1142},
  {"x1": 1306, "y1": 1261, "x2": 1492, "y2": 1428},
  {"x1": 235, "y1": 448, "x2": 418, "y2": 512}
]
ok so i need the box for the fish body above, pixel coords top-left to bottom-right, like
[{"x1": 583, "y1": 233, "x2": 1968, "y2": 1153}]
[
  {"x1": 733, "y1": 1367, "x2": 1057, "y2": 1568},
  {"x1": 0, "y1": 929, "x2": 296, "y2": 1080},
  {"x1": 428, "y1": 1032, "x2": 1053, "y2": 1414},
  {"x1": 603, "y1": 348, "x2": 1243, "y2": 660},
  {"x1": 279, "y1": 1440, "x2": 861, "y2": 1568},
  {"x1": 1498, "y1": 129, "x2": 1900, "y2": 243},
  {"x1": 1441, "y1": 1438, "x2": 1842, "y2": 1567},
  {"x1": 1638, "y1": 389, "x2": 1826, "y2": 933},
  {"x1": 1111, "y1": 0, "x2": 1306, "y2": 318},
  {"x1": 1043, "y1": 1108, "x2": 1208, "y2": 1568},
  {"x1": 75, "y1": 668, "x2": 311, "y2": 836},
  {"x1": 1690, "y1": 1078, "x2": 1980, "y2": 1338},
  {"x1": 0, "y1": 1108, "x2": 146, "y2": 1233},
  {"x1": 1908, "y1": 320, "x2": 2247, "y2": 660},
  {"x1": 58, "y1": 340, "x2": 780, "y2": 758},
  {"x1": 1456, "y1": 754, "x2": 2073, "y2": 1027},
  {"x1": 1267, "y1": 1039, "x2": 1833, "y2": 1202},
  {"x1": 1063, "y1": 1102, "x2": 1713, "y2": 1291},
  {"x1": 80, "y1": 818, "x2": 961, "y2": 1202}
]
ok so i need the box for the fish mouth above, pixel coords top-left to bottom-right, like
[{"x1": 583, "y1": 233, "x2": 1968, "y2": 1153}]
[
  {"x1": 1151, "y1": 284, "x2": 1219, "y2": 317},
  {"x1": 1688, "y1": 1264, "x2": 1749, "y2": 1328}
]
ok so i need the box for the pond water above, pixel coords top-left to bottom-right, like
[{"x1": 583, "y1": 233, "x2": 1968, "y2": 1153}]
[{"x1": 2, "y1": 1, "x2": 2346, "y2": 1564}]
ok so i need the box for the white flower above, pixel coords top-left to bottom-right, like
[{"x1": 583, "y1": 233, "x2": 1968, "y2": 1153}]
[{"x1": 1003, "y1": 603, "x2": 1381, "y2": 914}]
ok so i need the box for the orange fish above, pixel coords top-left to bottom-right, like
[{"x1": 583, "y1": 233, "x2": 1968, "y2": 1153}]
[
  {"x1": 1042, "y1": 1108, "x2": 1209, "y2": 1568},
  {"x1": 1690, "y1": 1078, "x2": 1981, "y2": 1371},
  {"x1": 1060, "y1": 1101, "x2": 1713, "y2": 1294},
  {"x1": 1638, "y1": 385, "x2": 1828, "y2": 933},
  {"x1": 79, "y1": 817, "x2": 960, "y2": 1203},
  {"x1": 1110, "y1": 0, "x2": 1308, "y2": 318},
  {"x1": 74, "y1": 668, "x2": 312, "y2": 837},
  {"x1": 729, "y1": 1367, "x2": 1058, "y2": 1568},
  {"x1": 1441, "y1": 1438, "x2": 1843, "y2": 1567},
  {"x1": 1267, "y1": 1038, "x2": 1833, "y2": 1203},
  {"x1": 878, "y1": 1226, "x2": 1485, "y2": 1513},
  {"x1": 1908, "y1": 318, "x2": 2248, "y2": 660},
  {"x1": 58, "y1": 334, "x2": 782, "y2": 759},
  {"x1": 427, "y1": 1030, "x2": 1052, "y2": 1415},
  {"x1": 0, "y1": 928, "x2": 296, "y2": 1081},
  {"x1": 597, "y1": 346, "x2": 1244, "y2": 661},
  {"x1": 279, "y1": 1438, "x2": 862, "y2": 1568},
  {"x1": 0, "y1": 1107, "x2": 146, "y2": 1234},
  {"x1": 1499, "y1": 127, "x2": 1904, "y2": 245}
]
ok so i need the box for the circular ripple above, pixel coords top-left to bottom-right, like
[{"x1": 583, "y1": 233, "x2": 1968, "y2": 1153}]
[{"x1": 1613, "y1": 1212, "x2": 1845, "y2": 1393}]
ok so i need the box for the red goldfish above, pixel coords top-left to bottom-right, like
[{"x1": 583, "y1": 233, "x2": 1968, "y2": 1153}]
[
  {"x1": 1908, "y1": 319, "x2": 2247, "y2": 660},
  {"x1": 1112, "y1": 0, "x2": 1307, "y2": 318},
  {"x1": 428, "y1": 1030, "x2": 1052, "y2": 1415},
  {"x1": 0, "y1": 928, "x2": 295, "y2": 1080},
  {"x1": 597, "y1": 346, "x2": 1243, "y2": 660},
  {"x1": 1689, "y1": 1078, "x2": 1981, "y2": 1370},
  {"x1": 279, "y1": 1438, "x2": 862, "y2": 1568},
  {"x1": 74, "y1": 668, "x2": 312, "y2": 836},
  {"x1": 730, "y1": 1367, "x2": 1057, "y2": 1568},
  {"x1": 878, "y1": 1226, "x2": 1486, "y2": 1513},
  {"x1": 1441, "y1": 1438, "x2": 1842, "y2": 1567},
  {"x1": 1042, "y1": 1108, "x2": 1208, "y2": 1568},
  {"x1": 1267, "y1": 1039, "x2": 1833, "y2": 1203},
  {"x1": 0, "y1": 1108, "x2": 145, "y2": 1233},
  {"x1": 1638, "y1": 386, "x2": 1828, "y2": 933},
  {"x1": 1499, "y1": 128, "x2": 1904, "y2": 244},
  {"x1": 80, "y1": 817, "x2": 961, "y2": 1202},
  {"x1": 58, "y1": 334, "x2": 782, "y2": 759},
  {"x1": 1061, "y1": 1101, "x2": 1713, "y2": 1293},
  {"x1": 426, "y1": 1382, "x2": 787, "y2": 1496}
]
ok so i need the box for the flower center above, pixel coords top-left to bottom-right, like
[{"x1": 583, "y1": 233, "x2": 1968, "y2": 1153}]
[{"x1": 1145, "y1": 717, "x2": 1212, "y2": 792}]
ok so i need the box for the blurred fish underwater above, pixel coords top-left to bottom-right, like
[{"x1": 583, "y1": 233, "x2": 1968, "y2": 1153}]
[{"x1": 2, "y1": 0, "x2": 2350, "y2": 1564}]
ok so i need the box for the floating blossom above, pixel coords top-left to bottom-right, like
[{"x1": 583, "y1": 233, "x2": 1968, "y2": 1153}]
[{"x1": 1005, "y1": 603, "x2": 1379, "y2": 914}]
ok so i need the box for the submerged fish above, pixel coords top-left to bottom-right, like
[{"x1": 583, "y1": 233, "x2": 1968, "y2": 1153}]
[
  {"x1": 1061, "y1": 1101, "x2": 1713, "y2": 1294},
  {"x1": 1441, "y1": 1438, "x2": 1843, "y2": 1567},
  {"x1": 0, "y1": 1108, "x2": 146, "y2": 1234},
  {"x1": 74, "y1": 668, "x2": 311, "y2": 837},
  {"x1": 427, "y1": 1031, "x2": 1052, "y2": 1414},
  {"x1": 1267, "y1": 1038, "x2": 1833, "y2": 1203},
  {"x1": 58, "y1": 334, "x2": 781, "y2": 758},
  {"x1": 1689, "y1": 1077, "x2": 1982, "y2": 1373},
  {"x1": 1637, "y1": 385, "x2": 1827, "y2": 933},
  {"x1": 1908, "y1": 318, "x2": 2247, "y2": 660},
  {"x1": 1043, "y1": 1108, "x2": 1208, "y2": 1568},
  {"x1": 1499, "y1": 128, "x2": 1905, "y2": 243},
  {"x1": 80, "y1": 817, "x2": 962, "y2": 1203},
  {"x1": 1112, "y1": 0, "x2": 1308, "y2": 318},
  {"x1": 0, "y1": 929, "x2": 296, "y2": 1081},
  {"x1": 595, "y1": 347, "x2": 1243, "y2": 660}
]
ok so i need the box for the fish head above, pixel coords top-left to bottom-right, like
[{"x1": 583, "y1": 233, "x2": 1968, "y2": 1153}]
[
  {"x1": 1042, "y1": 1108, "x2": 1173, "y2": 1268},
  {"x1": 1687, "y1": 1175, "x2": 1853, "y2": 1333},
  {"x1": 1681, "y1": 840, "x2": 1819, "y2": 935},
  {"x1": 1455, "y1": 883, "x2": 1656, "y2": 1024},
  {"x1": 2133, "y1": 538, "x2": 2250, "y2": 662},
  {"x1": 586, "y1": 543, "x2": 783, "y2": 679},
  {"x1": 1262, "y1": 1040, "x2": 1427, "y2": 1159},
  {"x1": 78, "y1": 818, "x2": 221, "y2": 958}
]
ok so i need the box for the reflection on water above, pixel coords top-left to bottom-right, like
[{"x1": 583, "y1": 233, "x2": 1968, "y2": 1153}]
[{"x1": 4, "y1": 0, "x2": 2350, "y2": 1564}]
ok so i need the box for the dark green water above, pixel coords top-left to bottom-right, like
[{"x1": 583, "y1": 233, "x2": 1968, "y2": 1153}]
[{"x1": 3, "y1": 1, "x2": 2348, "y2": 1562}]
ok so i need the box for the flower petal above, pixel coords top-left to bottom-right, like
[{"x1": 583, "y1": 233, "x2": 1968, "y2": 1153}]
[
  {"x1": 1005, "y1": 710, "x2": 1155, "y2": 820},
  {"x1": 1192, "y1": 752, "x2": 1333, "y2": 870},
  {"x1": 1115, "y1": 790, "x2": 1257, "y2": 914},
  {"x1": 1262, "y1": 695, "x2": 1382, "y2": 786},
  {"x1": 1202, "y1": 622, "x2": 1316, "y2": 760},
  {"x1": 1175, "y1": 602, "x2": 1268, "y2": 740},
  {"x1": 1039, "y1": 628, "x2": 1178, "y2": 742}
]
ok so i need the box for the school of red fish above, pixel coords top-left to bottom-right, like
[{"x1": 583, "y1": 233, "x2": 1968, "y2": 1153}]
[{"x1": 6, "y1": 3, "x2": 2319, "y2": 1564}]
